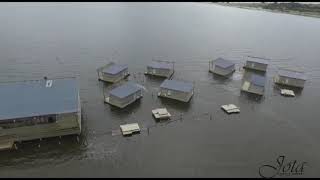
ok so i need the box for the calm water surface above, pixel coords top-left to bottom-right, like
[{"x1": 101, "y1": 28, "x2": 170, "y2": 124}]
[{"x1": 0, "y1": 2, "x2": 320, "y2": 178}]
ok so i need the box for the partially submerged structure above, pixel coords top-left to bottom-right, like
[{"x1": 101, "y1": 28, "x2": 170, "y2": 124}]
[
  {"x1": 97, "y1": 62, "x2": 129, "y2": 83},
  {"x1": 280, "y1": 89, "x2": 295, "y2": 97},
  {"x1": 152, "y1": 108, "x2": 171, "y2": 120},
  {"x1": 221, "y1": 104, "x2": 240, "y2": 114},
  {"x1": 145, "y1": 60, "x2": 174, "y2": 78},
  {"x1": 241, "y1": 74, "x2": 266, "y2": 95},
  {"x1": 158, "y1": 79, "x2": 194, "y2": 102},
  {"x1": 209, "y1": 57, "x2": 235, "y2": 77},
  {"x1": 0, "y1": 77, "x2": 81, "y2": 150},
  {"x1": 120, "y1": 123, "x2": 140, "y2": 136},
  {"x1": 105, "y1": 82, "x2": 143, "y2": 108},
  {"x1": 274, "y1": 68, "x2": 307, "y2": 88},
  {"x1": 243, "y1": 56, "x2": 269, "y2": 72}
]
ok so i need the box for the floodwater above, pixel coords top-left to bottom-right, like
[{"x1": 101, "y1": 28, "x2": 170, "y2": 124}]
[{"x1": 0, "y1": 2, "x2": 320, "y2": 178}]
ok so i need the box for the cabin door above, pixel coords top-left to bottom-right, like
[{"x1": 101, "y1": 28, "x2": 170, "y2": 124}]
[{"x1": 152, "y1": 69, "x2": 156, "y2": 74}]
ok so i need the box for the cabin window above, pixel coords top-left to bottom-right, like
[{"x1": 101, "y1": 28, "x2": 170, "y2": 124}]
[
  {"x1": 0, "y1": 115, "x2": 57, "y2": 129},
  {"x1": 48, "y1": 116, "x2": 56, "y2": 123},
  {"x1": 167, "y1": 90, "x2": 172, "y2": 96}
]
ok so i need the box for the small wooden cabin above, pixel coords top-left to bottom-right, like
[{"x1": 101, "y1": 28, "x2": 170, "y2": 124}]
[
  {"x1": 145, "y1": 60, "x2": 174, "y2": 78},
  {"x1": 209, "y1": 57, "x2": 235, "y2": 77},
  {"x1": 244, "y1": 56, "x2": 269, "y2": 72},
  {"x1": 158, "y1": 79, "x2": 194, "y2": 102},
  {"x1": 241, "y1": 74, "x2": 266, "y2": 96},
  {"x1": 274, "y1": 69, "x2": 307, "y2": 88},
  {"x1": 0, "y1": 77, "x2": 81, "y2": 149},
  {"x1": 105, "y1": 82, "x2": 143, "y2": 108},
  {"x1": 97, "y1": 62, "x2": 129, "y2": 83}
]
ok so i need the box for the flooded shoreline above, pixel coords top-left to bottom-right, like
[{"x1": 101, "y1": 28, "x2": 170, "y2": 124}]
[
  {"x1": 0, "y1": 2, "x2": 320, "y2": 177},
  {"x1": 215, "y1": 2, "x2": 320, "y2": 19}
]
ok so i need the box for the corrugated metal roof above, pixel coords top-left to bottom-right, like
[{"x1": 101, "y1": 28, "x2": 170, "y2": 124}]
[
  {"x1": 110, "y1": 82, "x2": 142, "y2": 99},
  {"x1": 0, "y1": 77, "x2": 79, "y2": 120},
  {"x1": 247, "y1": 56, "x2": 269, "y2": 65},
  {"x1": 160, "y1": 79, "x2": 193, "y2": 93},
  {"x1": 278, "y1": 69, "x2": 307, "y2": 80},
  {"x1": 250, "y1": 74, "x2": 266, "y2": 87},
  {"x1": 213, "y1": 57, "x2": 235, "y2": 68},
  {"x1": 147, "y1": 61, "x2": 173, "y2": 70},
  {"x1": 102, "y1": 64, "x2": 128, "y2": 75}
]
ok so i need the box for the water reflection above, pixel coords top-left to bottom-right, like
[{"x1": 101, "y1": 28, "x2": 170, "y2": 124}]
[{"x1": 0, "y1": 135, "x2": 85, "y2": 168}]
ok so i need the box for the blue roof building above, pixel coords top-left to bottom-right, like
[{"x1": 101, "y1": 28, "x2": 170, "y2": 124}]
[
  {"x1": 274, "y1": 68, "x2": 307, "y2": 88},
  {"x1": 102, "y1": 64, "x2": 128, "y2": 75},
  {"x1": 210, "y1": 57, "x2": 236, "y2": 77},
  {"x1": 145, "y1": 60, "x2": 175, "y2": 78},
  {"x1": 214, "y1": 58, "x2": 235, "y2": 69},
  {"x1": 244, "y1": 56, "x2": 269, "y2": 72},
  {"x1": 0, "y1": 78, "x2": 80, "y2": 120},
  {"x1": 98, "y1": 62, "x2": 130, "y2": 83},
  {"x1": 158, "y1": 79, "x2": 194, "y2": 102},
  {"x1": 105, "y1": 81, "x2": 143, "y2": 108},
  {"x1": 147, "y1": 61, "x2": 173, "y2": 70},
  {"x1": 278, "y1": 69, "x2": 307, "y2": 80},
  {"x1": 0, "y1": 77, "x2": 81, "y2": 144},
  {"x1": 110, "y1": 82, "x2": 142, "y2": 99},
  {"x1": 160, "y1": 79, "x2": 193, "y2": 93},
  {"x1": 241, "y1": 73, "x2": 266, "y2": 96}
]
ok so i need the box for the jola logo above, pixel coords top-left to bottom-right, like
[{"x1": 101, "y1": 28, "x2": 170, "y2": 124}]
[{"x1": 259, "y1": 155, "x2": 307, "y2": 178}]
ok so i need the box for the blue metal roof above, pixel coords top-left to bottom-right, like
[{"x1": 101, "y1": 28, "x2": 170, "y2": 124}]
[
  {"x1": 160, "y1": 79, "x2": 194, "y2": 93},
  {"x1": 247, "y1": 56, "x2": 269, "y2": 65},
  {"x1": 213, "y1": 57, "x2": 235, "y2": 69},
  {"x1": 0, "y1": 77, "x2": 79, "y2": 120},
  {"x1": 102, "y1": 64, "x2": 128, "y2": 75},
  {"x1": 110, "y1": 82, "x2": 142, "y2": 99},
  {"x1": 147, "y1": 61, "x2": 173, "y2": 70},
  {"x1": 278, "y1": 69, "x2": 307, "y2": 80},
  {"x1": 250, "y1": 74, "x2": 266, "y2": 87}
]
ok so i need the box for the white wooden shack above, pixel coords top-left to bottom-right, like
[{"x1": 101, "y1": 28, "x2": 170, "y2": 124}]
[
  {"x1": 241, "y1": 74, "x2": 266, "y2": 96},
  {"x1": 0, "y1": 77, "x2": 81, "y2": 149},
  {"x1": 244, "y1": 56, "x2": 269, "y2": 72},
  {"x1": 97, "y1": 62, "x2": 129, "y2": 83},
  {"x1": 105, "y1": 82, "x2": 143, "y2": 108},
  {"x1": 209, "y1": 57, "x2": 235, "y2": 77},
  {"x1": 274, "y1": 68, "x2": 307, "y2": 88},
  {"x1": 158, "y1": 79, "x2": 194, "y2": 102},
  {"x1": 152, "y1": 108, "x2": 171, "y2": 120},
  {"x1": 145, "y1": 60, "x2": 174, "y2": 78},
  {"x1": 120, "y1": 123, "x2": 140, "y2": 136}
]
